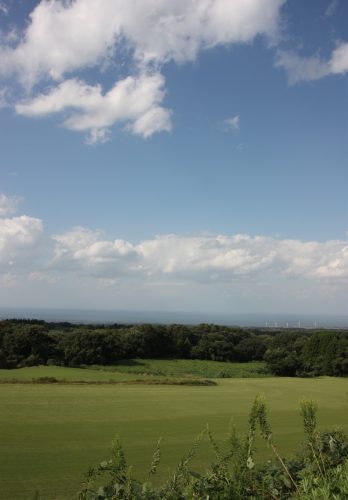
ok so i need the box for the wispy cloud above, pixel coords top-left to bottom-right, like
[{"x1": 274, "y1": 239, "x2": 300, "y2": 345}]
[
  {"x1": 275, "y1": 42, "x2": 348, "y2": 84},
  {"x1": 323, "y1": 0, "x2": 340, "y2": 19},
  {"x1": 0, "y1": 193, "x2": 22, "y2": 216},
  {"x1": 0, "y1": 87, "x2": 8, "y2": 108},
  {"x1": 225, "y1": 115, "x2": 240, "y2": 131},
  {"x1": 0, "y1": 2, "x2": 8, "y2": 16}
]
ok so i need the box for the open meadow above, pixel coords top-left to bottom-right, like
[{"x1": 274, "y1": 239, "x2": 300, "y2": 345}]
[
  {"x1": 0, "y1": 359, "x2": 269, "y2": 382},
  {"x1": 0, "y1": 364, "x2": 347, "y2": 499},
  {"x1": 88, "y1": 359, "x2": 269, "y2": 378}
]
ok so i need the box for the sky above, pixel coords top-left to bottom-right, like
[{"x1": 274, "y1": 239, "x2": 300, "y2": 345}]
[{"x1": 0, "y1": 0, "x2": 347, "y2": 316}]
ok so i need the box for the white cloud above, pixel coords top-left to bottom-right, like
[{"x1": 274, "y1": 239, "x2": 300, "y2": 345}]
[
  {"x1": 0, "y1": 0, "x2": 121, "y2": 85},
  {"x1": 330, "y1": 42, "x2": 348, "y2": 74},
  {"x1": 0, "y1": 215, "x2": 44, "y2": 270},
  {"x1": 1, "y1": 1, "x2": 346, "y2": 140},
  {"x1": 1, "y1": 214, "x2": 347, "y2": 311},
  {"x1": 0, "y1": 193, "x2": 22, "y2": 216},
  {"x1": 0, "y1": 0, "x2": 284, "y2": 84},
  {"x1": 0, "y1": 198, "x2": 346, "y2": 286},
  {"x1": 128, "y1": 106, "x2": 172, "y2": 138},
  {"x1": 15, "y1": 73, "x2": 171, "y2": 140},
  {"x1": 0, "y1": 0, "x2": 284, "y2": 140},
  {"x1": 225, "y1": 115, "x2": 240, "y2": 130},
  {"x1": 276, "y1": 41, "x2": 348, "y2": 84},
  {"x1": 49, "y1": 228, "x2": 348, "y2": 284},
  {"x1": 52, "y1": 226, "x2": 140, "y2": 275}
]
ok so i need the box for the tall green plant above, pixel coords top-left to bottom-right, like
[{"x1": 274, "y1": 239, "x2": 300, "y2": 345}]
[{"x1": 78, "y1": 397, "x2": 348, "y2": 500}]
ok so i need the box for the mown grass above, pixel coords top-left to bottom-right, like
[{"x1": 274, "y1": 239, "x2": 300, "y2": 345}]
[
  {"x1": 88, "y1": 359, "x2": 270, "y2": 378},
  {"x1": 0, "y1": 374, "x2": 347, "y2": 499}
]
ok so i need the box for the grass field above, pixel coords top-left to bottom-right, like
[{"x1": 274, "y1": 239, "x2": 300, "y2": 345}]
[
  {"x1": 0, "y1": 367, "x2": 347, "y2": 499},
  {"x1": 0, "y1": 365, "x2": 144, "y2": 382},
  {"x1": 0, "y1": 359, "x2": 269, "y2": 383},
  {"x1": 89, "y1": 359, "x2": 270, "y2": 378}
]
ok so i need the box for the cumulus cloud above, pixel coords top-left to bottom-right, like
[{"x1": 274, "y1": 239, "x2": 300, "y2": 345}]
[
  {"x1": 52, "y1": 226, "x2": 140, "y2": 275},
  {"x1": 1, "y1": 211, "x2": 347, "y2": 309},
  {"x1": 49, "y1": 228, "x2": 348, "y2": 283},
  {"x1": 0, "y1": 193, "x2": 22, "y2": 216},
  {"x1": 0, "y1": 192, "x2": 347, "y2": 285},
  {"x1": 0, "y1": 0, "x2": 284, "y2": 84},
  {"x1": 15, "y1": 73, "x2": 171, "y2": 141},
  {"x1": 0, "y1": 1, "x2": 347, "y2": 139},
  {"x1": 0, "y1": 0, "x2": 284, "y2": 140},
  {"x1": 276, "y1": 41, "x2": 348, "y2": 84},
  {"x1": 0, "y1": 215, "x2": 44, "y2": 270}
]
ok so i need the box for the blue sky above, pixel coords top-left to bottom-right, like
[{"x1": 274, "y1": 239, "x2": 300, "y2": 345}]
[{"x1": 0, "y1": 0, "x2": 347, "y2": 315}]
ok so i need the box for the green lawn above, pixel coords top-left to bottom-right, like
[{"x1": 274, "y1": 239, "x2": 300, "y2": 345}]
[{"x1": 0, "y1": 372, "x2": 347, "y2": 499}]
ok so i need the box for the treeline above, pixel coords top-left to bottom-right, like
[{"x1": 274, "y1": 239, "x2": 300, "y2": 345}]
[{"x1": 0, "y1": 320, "x2": 347, "y2": 377}]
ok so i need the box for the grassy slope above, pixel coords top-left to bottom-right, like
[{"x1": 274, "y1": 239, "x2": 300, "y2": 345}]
[
  {"x1": 0, "y1": 376, "x2": 347, "y2": 499},
  {"x1": 0, "y1": 365, "x2": 142, "y2": 382}
]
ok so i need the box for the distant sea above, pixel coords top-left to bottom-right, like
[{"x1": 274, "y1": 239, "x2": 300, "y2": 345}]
[{"x1": 0, "y1": 307, "x2": 347, "y2": 328}]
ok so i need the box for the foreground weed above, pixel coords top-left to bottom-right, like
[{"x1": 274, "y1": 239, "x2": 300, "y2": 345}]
[{"x1": 78, "y1": 397, "x2": 348, "y2": 499}]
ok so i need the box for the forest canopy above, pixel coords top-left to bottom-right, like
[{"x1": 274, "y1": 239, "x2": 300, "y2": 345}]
[{"x1": 0, "y1": 320, "x2": 347, "y2": 377}]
